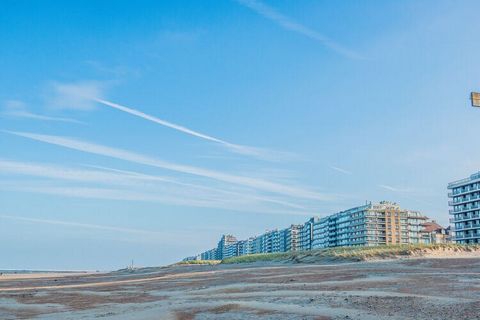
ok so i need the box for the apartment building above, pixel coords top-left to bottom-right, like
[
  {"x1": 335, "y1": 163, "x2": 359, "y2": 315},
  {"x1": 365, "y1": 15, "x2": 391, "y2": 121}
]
[
  {"x1": 280, "y1": 224, "x2": 302, "y2": 252},
  {"x1": 311, "y1": 202, "x2": 429, "y2": 249},
  {"x1": 448, "y1": 172, "x2": 480, "y2": 244},
  {"x1": 216, "y1": 234, "x2": 238, "y2": 260},
  {"x1": 300, "y1": 217, "x2": 319, "y2": 250},
  {"x1": 236, "y1": 239, "x2": 252, "y2": 256},
  {"x1": 200, "y1": 248, "x2": 217, "y2": 260},
  {"x1": 189, "y1": 201, "x2": 441, "y2": 261}
]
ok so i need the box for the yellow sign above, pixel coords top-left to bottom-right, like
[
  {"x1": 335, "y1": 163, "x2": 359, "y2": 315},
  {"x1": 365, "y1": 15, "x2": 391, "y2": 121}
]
[{"x1": 471, "y1": 92, "x2": 480, "y2": 107}]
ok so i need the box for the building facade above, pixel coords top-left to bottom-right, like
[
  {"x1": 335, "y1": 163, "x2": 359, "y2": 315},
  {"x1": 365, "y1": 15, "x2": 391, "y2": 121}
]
[
  {"x1": 448, "y1": 172, "x2": 480, "y2": 244},
  {"x1": 419, "y1": 221, "x2": 450, "y2": 244},
  {"x1": 189, "y1": 201, "x2": 444, "y2": 261},
  {"x1": 300, "y1": 217, "x2": 318, "y2": 250},
  {"x1": 311, "y1": 202, "x2": 428, "y2": 249},
  {"x1": 216, "y1": 235, "x2": 238, "y2": 260},
  {"x1": 280, "y1": 224, "x2": 302, "y2": 252},
  {"x1": 200, "y1": 248, "x2": 217, "y2": 260}
]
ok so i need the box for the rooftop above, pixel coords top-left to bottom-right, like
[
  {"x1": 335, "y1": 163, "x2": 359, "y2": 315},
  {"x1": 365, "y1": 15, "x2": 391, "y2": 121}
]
[{"x1": 448, "y1": 172, "x2": 480, "y2": 188}]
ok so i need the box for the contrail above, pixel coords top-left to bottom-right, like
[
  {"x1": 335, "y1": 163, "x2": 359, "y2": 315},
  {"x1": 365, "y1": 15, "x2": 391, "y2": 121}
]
[
  {"x1": 4, "y1": 110, "x2": 84, "y2": 124},
  {"x1": 0, "y1": 158, "x2": 305, "y2": 210},
  {"x1": 330, "y1": 166, "x2": 352, "y2": 175},
  {"x1": 5, "y1": 130, "x2": 335, "y2": 201},
  {"x1": 93, "y1": 98, "x2": 282, "y2": 160},
  {"x1": 0, "y1": 214, "x2": 225, "y2": 244},
  {"x1": 85, "y1": 164, "x2": 306, "y2": 210},
  {"x1": 2, "y1": 99, "x2": 84, "y2": 124},
  {"x1": 236, "y1": 0, "x2": 362, "y2": 59},
  {"x1": 0, "y1": 214, "x2": 164, "y2": 236},
  {"x1": 94, "y1": 98, "x2": 225, "y2": 144}
]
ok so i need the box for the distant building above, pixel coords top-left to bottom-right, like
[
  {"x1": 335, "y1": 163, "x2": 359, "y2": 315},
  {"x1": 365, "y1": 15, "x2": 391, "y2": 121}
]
[
  {"x1": 300, "y1": 217, "x2": 319, "y2": 250},
  {"x1": 250, "y1": 235, "x2": 262, "y2": 254},
  {"x1": 186, "y1": 201, "x2": 440, "y2": 261},
  {"x1": 280, "y1": 224, "x2": 302, "y2": 252},
  {"x1": 419, "y1": 221, "x2": 450, "y2": 244},
  {"x1": 200, "y1": 248, "x2": 217, "y2": 260},
  {"x1": 182, "y1": 255, "x2": 200, "y2": 261},
  {"x1": 311, "y1": 201, "x2": 429, "y2": 249},
  {"x1": 448, "y1": 172, "x2": 480, "y2": 244},
  {"x1": 236, "y1": 239, "x2": 252, "y2": 256},
  {"x1": 216, "y1": 235, "x2": 238, "y2": 260}
]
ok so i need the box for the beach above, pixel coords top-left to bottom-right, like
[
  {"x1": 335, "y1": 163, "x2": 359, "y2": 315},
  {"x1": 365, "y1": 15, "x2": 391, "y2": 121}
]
[{"x1": 1, "y1": 256, "x2": 480, "y2": 319}]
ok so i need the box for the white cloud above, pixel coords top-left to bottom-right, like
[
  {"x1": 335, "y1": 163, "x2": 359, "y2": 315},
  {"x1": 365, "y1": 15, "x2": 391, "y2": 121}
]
[
  {"x1": 236, "y1": 0, "x2": 362, "y2": 59},
  {"x1": 48, "y1": 81, "x2": 106, "y2": 111},
  {"x1": 2, "y1": 100, "x2": 84, "y2": 124},
  {"x1": 0, "y1": 179, "x2": 311, "y2": 216},
  {"x1": 0, "y1": 159, "x2": 305, "y2": 210},
  {"x1": 0, "y1": 159, "x2": 153, "y2": 187},
  {"x1": 5, "y1": 131, "x2": 336, "y2": 202}
]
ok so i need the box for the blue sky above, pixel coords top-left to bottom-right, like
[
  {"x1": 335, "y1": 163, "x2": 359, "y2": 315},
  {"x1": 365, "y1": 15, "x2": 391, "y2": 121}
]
[{"x1": 1, "y1": 0, "x2": 480, "y2": 270}]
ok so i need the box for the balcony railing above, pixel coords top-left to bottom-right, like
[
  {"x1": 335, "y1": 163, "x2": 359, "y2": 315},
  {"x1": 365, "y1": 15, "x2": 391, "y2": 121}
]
[
  {"x1": 448, "y1": 194, "x2": 480, "y2": 206},
  {"x1": 450, "y1": 213, "x2": 480, "y2": 223},
  {"x1": 448, "y1": 184, "x2": 480, "y2": 197},
  {"x1": 453, "y1": 233, "x2": 480, "y2": 241},
  {"x1": 449, "y1": 204, "x2": 480, "y2": 214},
  {"x1": 454, "y1": 223, "x2": 480, "y2": 231}
]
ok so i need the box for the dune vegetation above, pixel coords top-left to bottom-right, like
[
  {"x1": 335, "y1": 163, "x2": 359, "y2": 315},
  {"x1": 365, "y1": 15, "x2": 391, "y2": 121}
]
[
  {"x1": 221, "y1": 243, "x2": 480, "y2": 264},
  {"x1": 176, "y1": 260, "x2": 222, "y2": 265}
]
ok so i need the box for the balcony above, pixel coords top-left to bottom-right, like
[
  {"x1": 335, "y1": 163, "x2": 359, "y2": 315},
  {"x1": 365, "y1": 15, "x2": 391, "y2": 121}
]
[
  {"x1": 448, "y1": 184, "x2": 480, "y2": 197},
  {"x1": 453, "y1": 233, "x2": 480, "y2": 241},
  {"x1": 454, "y1": 223, "x2": 480, "y2": 231},
  {"x1": 448, "y1": 194, "x2": 480, "y2": 206},
  {"x1": 449, "y1": 203, "x2": 480, "y2": 214},
  {"x1": 450, "y1": 213, "x2": 480, "y2": 223}
]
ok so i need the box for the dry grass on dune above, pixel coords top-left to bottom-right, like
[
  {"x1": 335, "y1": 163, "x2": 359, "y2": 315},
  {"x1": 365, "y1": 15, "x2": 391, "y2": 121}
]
[
  {"x1": 221, "y1": 243, "x2": 480, "y2": 264},
  {"x1": 176, "y1": 260, "x2": 222, "y2": 266}
]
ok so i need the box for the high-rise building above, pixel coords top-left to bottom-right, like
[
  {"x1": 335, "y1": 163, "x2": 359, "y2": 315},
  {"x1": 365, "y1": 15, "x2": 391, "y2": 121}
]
[
  {"x1": 448, "y1": 172, "x2": 480, "y2": 244},
  {"x1": 216, "y1": 234, "x2": 238, "y2": 260},
  {"x1": 311, "y1": 201, "x2": 428, "y2": 249},
  {"x1": 200, "y1": 248, "x2": 217, "y2": 260},
  {"x1": 300, "y1": 217, "x2": 319, "y2": 250},
  {"x1": 280, "y1": 224, "x2": 302, "y2": 252},
  {"x1": 236, "y1": 239, "x2": 252, "y2": 256}
]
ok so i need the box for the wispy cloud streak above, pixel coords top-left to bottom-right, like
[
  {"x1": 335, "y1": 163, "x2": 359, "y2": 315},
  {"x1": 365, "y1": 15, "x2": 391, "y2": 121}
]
[
  {"x1": 93, "y1": 98, "x2": 290, "y2": 161},
  {"x1": 85, "y1": 164, "x2": 305, "y2": 209},
  {"x1": 4, "y1": 131, "x2": 334, "y2": 201},
  {"x1": 0, "y1": 159, "x2": 305, "y2": 210},
  {"x1": 378, "y1": 184, "x2": 414, "y2": 193},
  {"x1": 0, "y1": 180, "x2": 311, "y2": 216},
  {"x1": 236, "y1": 0, "x2": 361, "y2": 59},
  {"x1": 330, "y1": 166, "x2": 352, "y2": 175},
  {"x1": 2, "y1": 100, "x2": 83, "y2": 124},
  {"x1": 0, "y1": 214, "x2": 163, "y2": 237}
]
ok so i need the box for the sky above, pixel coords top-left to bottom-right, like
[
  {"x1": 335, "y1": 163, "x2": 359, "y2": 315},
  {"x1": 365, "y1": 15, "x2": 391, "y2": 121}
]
[{"x1": 1, "y1": 0, "x2": 480, "y2": 270}]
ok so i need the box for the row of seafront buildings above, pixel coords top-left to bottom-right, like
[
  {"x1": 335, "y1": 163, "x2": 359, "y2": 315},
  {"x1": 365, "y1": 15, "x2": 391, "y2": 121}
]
[{"x1": 184, "y1": 201, "x2": 450, "y2": 261}]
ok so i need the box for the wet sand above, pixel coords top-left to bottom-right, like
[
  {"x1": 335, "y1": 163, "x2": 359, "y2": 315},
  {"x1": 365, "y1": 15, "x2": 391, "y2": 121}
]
[{"x1": 1, "y1": 257, "x2": 480, "y2": 319}]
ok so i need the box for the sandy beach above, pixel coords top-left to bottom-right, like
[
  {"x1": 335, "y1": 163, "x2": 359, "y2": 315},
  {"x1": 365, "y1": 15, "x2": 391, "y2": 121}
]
[
  {"x1": 0, "y1": 272, "x2": 93, "y2": 281},
  {"x1": 1, "y1": 256, "x2": 480, "y2": 319}
]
